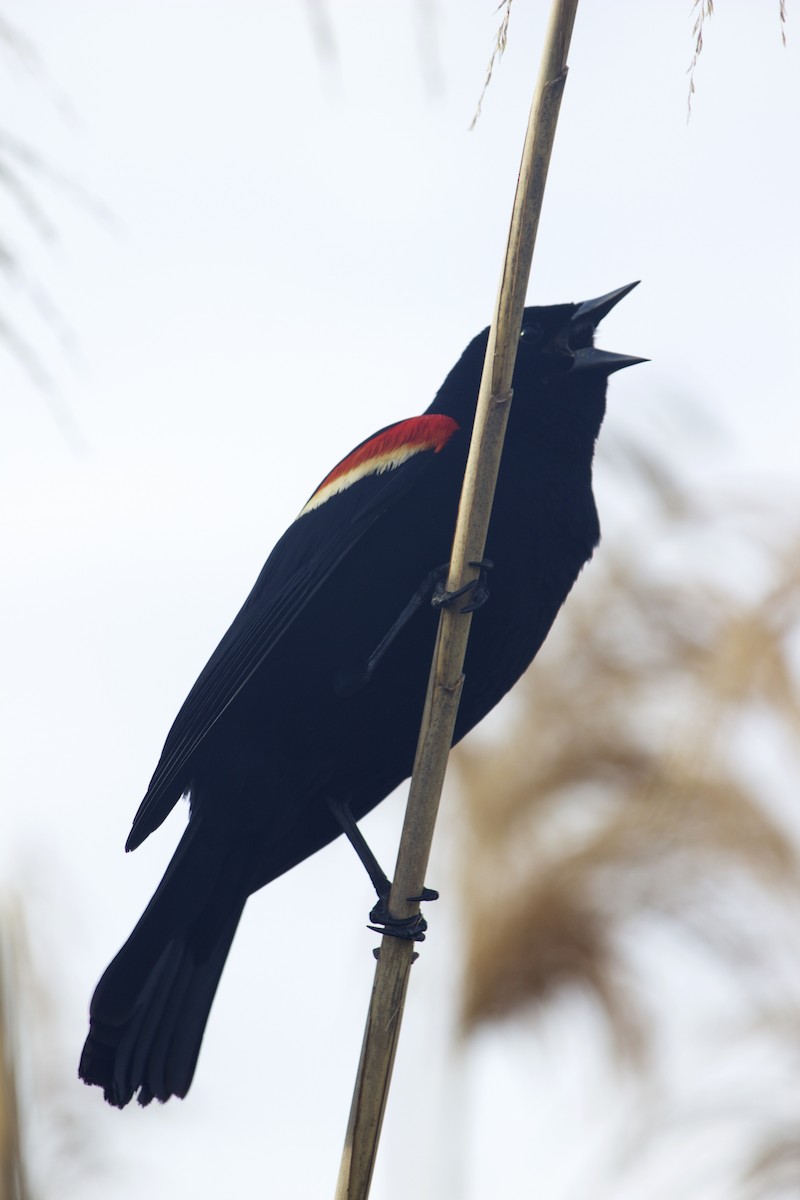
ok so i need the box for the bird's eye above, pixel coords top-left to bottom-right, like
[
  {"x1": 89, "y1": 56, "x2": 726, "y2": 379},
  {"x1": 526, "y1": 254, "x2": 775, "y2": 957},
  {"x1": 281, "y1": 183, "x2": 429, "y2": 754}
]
[{"x1": 520, "y1": 322, "x2": 543, "y2": 346}]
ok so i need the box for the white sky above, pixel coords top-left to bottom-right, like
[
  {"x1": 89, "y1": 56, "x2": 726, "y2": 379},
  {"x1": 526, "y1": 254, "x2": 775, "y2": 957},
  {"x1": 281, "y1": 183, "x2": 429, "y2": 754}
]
[{"x1": 0, "y1": 3, "x2": 798, "y2": 1198}]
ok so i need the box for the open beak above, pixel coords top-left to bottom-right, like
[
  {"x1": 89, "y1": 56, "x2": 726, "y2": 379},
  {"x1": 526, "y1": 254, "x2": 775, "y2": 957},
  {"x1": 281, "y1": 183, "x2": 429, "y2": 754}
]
[{"x1": 570, "y1": 281, "x2": 647, "y2": 375}]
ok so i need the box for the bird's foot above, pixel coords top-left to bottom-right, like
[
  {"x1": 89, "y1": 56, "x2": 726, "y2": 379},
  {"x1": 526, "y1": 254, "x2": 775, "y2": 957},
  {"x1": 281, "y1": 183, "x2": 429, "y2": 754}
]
[
  {"x1": 334, "y1": 558, "x2": 493, "y2": 698},
  {"x1": 367, "y1": 886, "x2": 439, "y2": 942},
  {"x1": 431, "y1": 558, "x2": 494, "y2": 614}
]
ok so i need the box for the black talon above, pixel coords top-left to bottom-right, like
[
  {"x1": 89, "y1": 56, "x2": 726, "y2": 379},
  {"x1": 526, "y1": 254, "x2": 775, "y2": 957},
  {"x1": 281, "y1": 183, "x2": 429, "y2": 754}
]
[
  {"x1": 367, "y1": 906, "x2": 428, "y2": 942},
  {"x1": 407, "y1": 887, "x2": 439, "y2": 903},
  {"x1": 367, "y1": 885, "x2": 438, "y2": 941},
  {"x1": 432, "y1": 558, "x2": 494, "y2": 614}
]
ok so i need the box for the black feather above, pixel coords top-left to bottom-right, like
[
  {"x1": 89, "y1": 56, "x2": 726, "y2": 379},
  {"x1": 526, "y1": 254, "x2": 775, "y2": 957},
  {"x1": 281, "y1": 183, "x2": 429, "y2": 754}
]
[{"x1": 80, "y1": 290, "x2": 642, "y2": 1105}]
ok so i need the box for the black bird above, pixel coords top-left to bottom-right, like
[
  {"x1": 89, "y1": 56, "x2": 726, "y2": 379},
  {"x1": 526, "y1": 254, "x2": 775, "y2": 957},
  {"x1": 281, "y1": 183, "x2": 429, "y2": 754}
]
[{"x1": 79, "y1": 285, "x2": 643, "y2": 1107}]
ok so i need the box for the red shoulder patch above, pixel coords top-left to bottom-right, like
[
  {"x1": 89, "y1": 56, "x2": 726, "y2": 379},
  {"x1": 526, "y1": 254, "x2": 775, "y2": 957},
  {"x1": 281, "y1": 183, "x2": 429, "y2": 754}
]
[{"x1": 300, "y1": 414, "x2": 459, "y2": 516}]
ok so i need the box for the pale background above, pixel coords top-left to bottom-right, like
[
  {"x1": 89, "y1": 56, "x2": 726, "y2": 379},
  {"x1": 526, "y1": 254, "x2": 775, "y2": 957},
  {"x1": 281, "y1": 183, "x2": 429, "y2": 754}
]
[{"x1": 0, "y1": 3, "x2": 797, "y2": 1197}]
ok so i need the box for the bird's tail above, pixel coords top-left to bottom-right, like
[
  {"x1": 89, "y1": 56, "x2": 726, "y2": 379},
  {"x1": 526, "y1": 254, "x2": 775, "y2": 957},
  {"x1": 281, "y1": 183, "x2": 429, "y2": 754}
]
[{"x1": 79, "y1": 819, "x2": 250, "y2": 1107}]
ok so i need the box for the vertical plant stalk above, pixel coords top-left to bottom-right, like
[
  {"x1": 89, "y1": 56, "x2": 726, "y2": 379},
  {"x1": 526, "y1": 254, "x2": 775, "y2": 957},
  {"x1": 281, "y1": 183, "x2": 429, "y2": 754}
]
[
  {"x1": 334, "y1": 3, "x2": 580, "y2": 1197},
  {"x1": 0, "y1": 901, "x2": 30, "y2": 1200}
]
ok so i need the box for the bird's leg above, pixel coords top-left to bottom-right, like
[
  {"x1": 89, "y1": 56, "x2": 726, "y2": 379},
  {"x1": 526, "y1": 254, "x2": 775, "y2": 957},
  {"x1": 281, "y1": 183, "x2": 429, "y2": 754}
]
[
  {"x1": 335, "y1": 564, "x2": 449, "y2": 696},
  {"x1": 327, "y1": 795, "x2": 391, "y2": 898},
  {"x1": 335, "y1": 559, "x2": 494, "y2": 696},
  {"x1": 327, "y1": 796, "x2": 438, "y2": 942}
]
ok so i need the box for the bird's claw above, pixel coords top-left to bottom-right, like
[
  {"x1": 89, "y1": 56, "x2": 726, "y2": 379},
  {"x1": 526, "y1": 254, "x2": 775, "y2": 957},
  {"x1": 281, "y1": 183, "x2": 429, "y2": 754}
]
[
  {"x1": 367, "y1": 912, "x2": 428, "y2": 942},
  {"x1": 431, "y1": 558, "x2": 494, "y2": 614},
  {"x1": 367, "y1": 885, "x2": 439, "y2": 942},
  {"x1": 407, "y1": 886, "x2": 439, "y2": 903}
]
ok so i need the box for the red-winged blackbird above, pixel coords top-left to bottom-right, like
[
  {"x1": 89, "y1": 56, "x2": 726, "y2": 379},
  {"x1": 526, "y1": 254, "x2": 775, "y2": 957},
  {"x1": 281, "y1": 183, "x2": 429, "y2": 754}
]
[{"x1": 79, "y1": 285, "x2": 643, "y2": 1107}]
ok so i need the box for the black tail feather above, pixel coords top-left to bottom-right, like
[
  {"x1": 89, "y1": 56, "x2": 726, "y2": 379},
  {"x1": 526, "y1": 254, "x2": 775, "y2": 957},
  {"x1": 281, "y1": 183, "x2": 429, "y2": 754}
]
[{"x1": 79, "y1": 822, "x2": 250, "y2": 1107}]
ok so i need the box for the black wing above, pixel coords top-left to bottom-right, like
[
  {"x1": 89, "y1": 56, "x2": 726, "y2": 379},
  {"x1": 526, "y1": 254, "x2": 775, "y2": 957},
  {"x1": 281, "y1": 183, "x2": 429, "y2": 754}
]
[{"x1": 125, "y1": 420, "x2": 462, "y2": 849}]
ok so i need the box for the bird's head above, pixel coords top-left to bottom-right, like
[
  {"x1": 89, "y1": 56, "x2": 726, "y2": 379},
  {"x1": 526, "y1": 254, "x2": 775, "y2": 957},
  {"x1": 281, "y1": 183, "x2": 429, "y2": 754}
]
[
  {"x1": 517, "y1": 282, "x2": 645, "y2": 379},
  {"x1": 432, "y1": 282, "x2": 645, "y2": 439},
  {"x1": 507, "y1": 282, "x2": 646, "y2": 453}
]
